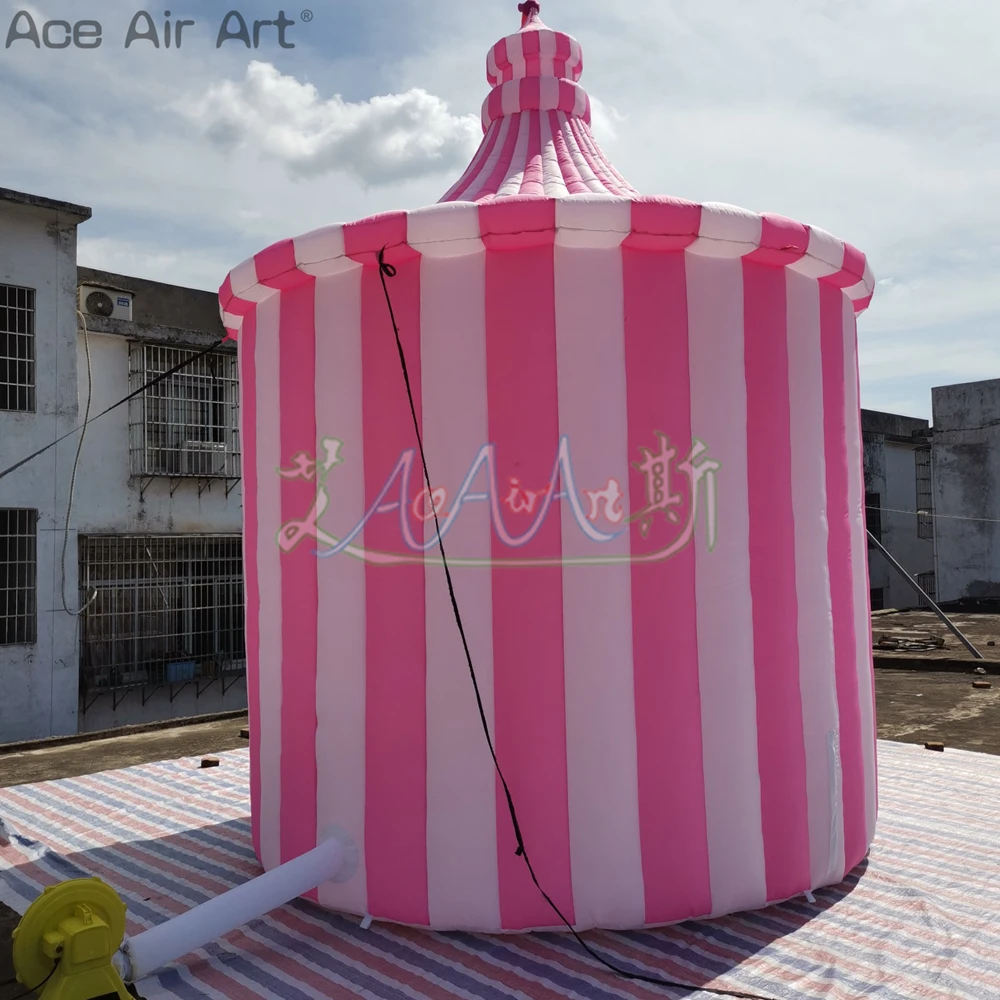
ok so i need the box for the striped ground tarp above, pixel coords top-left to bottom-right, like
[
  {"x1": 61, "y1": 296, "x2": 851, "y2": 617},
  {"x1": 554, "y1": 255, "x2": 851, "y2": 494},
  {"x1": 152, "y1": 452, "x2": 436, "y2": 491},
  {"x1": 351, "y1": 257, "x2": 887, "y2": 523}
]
[{"x1": 2, "y1": 740, "x2": 997, "y2": 1000}]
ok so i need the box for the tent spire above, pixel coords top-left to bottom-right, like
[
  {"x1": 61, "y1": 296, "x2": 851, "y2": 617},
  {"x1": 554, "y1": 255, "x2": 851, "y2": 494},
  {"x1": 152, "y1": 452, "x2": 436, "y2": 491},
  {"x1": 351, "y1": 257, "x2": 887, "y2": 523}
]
[{"x1": 518, "y1": 1, "x2": 542, "y2": 28}]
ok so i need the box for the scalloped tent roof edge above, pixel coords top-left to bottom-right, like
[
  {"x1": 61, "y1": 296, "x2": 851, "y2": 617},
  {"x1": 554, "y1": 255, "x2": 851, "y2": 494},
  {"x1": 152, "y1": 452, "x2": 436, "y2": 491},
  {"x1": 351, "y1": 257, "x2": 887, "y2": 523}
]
[{"x1": 219, "y1": 196, "x2": 875, "y2": 339}]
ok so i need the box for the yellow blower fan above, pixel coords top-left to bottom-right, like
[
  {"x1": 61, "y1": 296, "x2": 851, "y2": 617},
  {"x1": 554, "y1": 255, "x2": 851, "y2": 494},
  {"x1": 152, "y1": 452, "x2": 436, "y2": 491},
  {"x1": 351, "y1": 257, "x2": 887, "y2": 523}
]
[{"x1": 11, "y1": 877, "x2": 133, "y2": 1000}]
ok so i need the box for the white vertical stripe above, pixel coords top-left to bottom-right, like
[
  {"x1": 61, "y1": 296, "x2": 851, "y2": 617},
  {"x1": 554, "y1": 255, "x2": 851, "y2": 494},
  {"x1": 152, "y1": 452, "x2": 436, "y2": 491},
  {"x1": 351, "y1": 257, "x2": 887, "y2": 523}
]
[
  {"x1": 495, "y1": 113, "x2": 531, "y2": 197},
  {"x1": 559, "y1": 115, "x2": 603, "y2": 192},
  {"x1": 686, "y1": 253, "x2": 767, "y2": 916},
  {"x1": 541, "y1": 112, "x2": 568, "y2": 198},
  {"x1": 555, "y1": 244, "x2": 645, "y2": 929},
  {"x1": 539, "y1": 75, "x2": 560, "y2": 112},
  {"x1": 421, "y1": 252, "x2": 501, "y2": 931},
  {"x1": 786, "y1": 270, "x2": 845, "y2": 887},
  {"x1": 313, "y1": 266, "x2": 369, "y2": 917},
  {"x1": 501, "y1": 79, "x2": 522, "y2": 117},
  {"x1": 465, "y1": 116, "x2": 513, "y2": 202},
  {"x1": 255, "y1": 292, "x2": 283, "y2": 873},
  {"x1": 842, "y1": 294, "x2": 878, "y2": 848},
  {"x1": 539, "y1": 26, "x2": 557, "y2": 77},
  {"x1": 507, "y1": 31, "x2": 526, "y2": 80}
]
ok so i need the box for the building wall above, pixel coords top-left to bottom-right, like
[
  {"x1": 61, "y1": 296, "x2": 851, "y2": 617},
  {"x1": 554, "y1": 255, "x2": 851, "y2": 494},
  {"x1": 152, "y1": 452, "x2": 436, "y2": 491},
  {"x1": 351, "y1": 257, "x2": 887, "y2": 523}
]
[
  {"x1": 861, "y1": 410, "x2": 935, "y2": 610},
  {"x1": 72, "y1": 332, "x2": 242, "y2": 534},
  {"x1": 72, "y1": 326, "x2": 248, "y2": 730},
  {"x1": 79, "y1": 675, "x2": 246, "y2": 733},
  {"x1": 0, "y1": 202, "x2": 84, "y2": 743},
  {"x1": 931, "y1": 379, "x2": 1000, "y2": 603}
]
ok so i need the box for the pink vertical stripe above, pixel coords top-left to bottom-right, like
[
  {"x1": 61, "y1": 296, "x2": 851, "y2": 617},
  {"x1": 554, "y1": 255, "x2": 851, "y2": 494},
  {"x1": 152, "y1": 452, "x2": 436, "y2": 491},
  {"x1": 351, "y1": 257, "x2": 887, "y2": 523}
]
[
  {"x1": 841, "y1": 295, "x2": 878, "y2": 847},
  {"x1": 555, "y1": 243, "x2": 645, "y2": 929},
  {"x1": 686, "y1": 253, "x2": 767, "y2": 917},
  {"x1": 254, "y1": 292, "x2": 284, "y2": 873},
  {"x1": 743, "y1": 260, "x2": 811, "y2": 902},
  {"x1": 420, "y1": 252, "x2": 501, "y2": 931},
  {"x1": 239, "y1": 307, "x2": 262, "y2": 862},
  {"x1": 359, "y1": 254, "x2": 430, "y2": 925},
  {"x1": 820, "y1": 280, "x2": 867, "y2": 873},
  {"x1": 485, "y1": 237, "x2": 574, "y2": 929},
  {"x1": 278, "y1": 279, "x2": 319, "y2": 885},
  {"x1": 313, "y1": 266, "x2": 369, "y2": 919},
  {"x1": 785, "y1": 269, "x2": 844, "y2": 888},
  {"x1": 623, "y1": 246, "x2": 712, "y2": 924}
]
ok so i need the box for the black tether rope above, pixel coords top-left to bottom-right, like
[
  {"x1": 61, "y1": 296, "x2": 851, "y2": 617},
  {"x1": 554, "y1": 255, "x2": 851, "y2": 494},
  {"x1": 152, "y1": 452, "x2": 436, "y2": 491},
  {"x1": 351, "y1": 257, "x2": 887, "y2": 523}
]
[
  {"x1": 0, "y1": 339, "x2": 226, "y2": 483},
  {"x1": 376, "y1": 248, "x2": 777, "y2": 1000}
]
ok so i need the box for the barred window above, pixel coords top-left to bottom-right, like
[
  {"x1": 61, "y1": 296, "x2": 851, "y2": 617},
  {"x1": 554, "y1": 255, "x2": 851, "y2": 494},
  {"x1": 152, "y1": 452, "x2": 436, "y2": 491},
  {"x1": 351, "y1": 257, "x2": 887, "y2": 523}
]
[
  {"x1": 865, "y1": 492, "x2": 882, "y2": 545},
  {"x1": 0, "y1": 284, "x2": 36, "y2": 412},
  {"x1": 915, "y1": 447, "x2": 933, "y2": 540},
  {"x1": 917, "y1": 572, "x2": 936, "y2": 607},
  {"x1": 0, "y1": 509, "x2": 37, "y2": 645},
  {"x1": 79, "y1": 534, "x2": 245, "y2": 692},
  {"x1": 128, "y1": 344, "x2": 240, "y2": 478}
]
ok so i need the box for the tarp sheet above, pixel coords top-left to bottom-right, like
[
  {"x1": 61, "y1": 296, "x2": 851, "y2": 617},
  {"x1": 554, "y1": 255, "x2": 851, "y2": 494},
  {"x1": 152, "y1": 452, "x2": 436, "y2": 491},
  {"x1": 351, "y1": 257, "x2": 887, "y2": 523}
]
[{"x1": 2, "y1": 741, "x2": 996, "y2": 999}]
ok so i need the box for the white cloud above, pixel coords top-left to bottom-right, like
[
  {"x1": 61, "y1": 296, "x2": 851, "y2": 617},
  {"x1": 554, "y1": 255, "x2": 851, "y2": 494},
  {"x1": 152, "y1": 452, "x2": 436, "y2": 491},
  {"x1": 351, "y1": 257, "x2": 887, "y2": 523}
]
[
  {"x1": 2, "y1": 0, "x2": 998, "y2": 418},
  {"x1": 76, "y1": 236, "x2": 234, "y2": 294},
  {"x1": 178, "y1": 61, "x2": 481, "y2": 185}
]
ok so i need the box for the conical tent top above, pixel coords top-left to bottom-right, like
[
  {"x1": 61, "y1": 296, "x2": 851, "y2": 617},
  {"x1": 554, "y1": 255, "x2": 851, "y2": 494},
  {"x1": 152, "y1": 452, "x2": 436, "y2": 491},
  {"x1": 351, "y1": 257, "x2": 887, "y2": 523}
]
[{"x1": 438, "y1": 1, "x2": 636, "y2": 200}]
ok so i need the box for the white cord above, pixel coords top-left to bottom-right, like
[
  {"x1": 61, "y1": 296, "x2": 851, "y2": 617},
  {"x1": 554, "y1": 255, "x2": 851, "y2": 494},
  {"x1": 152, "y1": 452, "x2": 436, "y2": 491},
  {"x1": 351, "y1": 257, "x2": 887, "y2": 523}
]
[{"x1": 60, "y1": 309, "x2": 98, "y2": 617}]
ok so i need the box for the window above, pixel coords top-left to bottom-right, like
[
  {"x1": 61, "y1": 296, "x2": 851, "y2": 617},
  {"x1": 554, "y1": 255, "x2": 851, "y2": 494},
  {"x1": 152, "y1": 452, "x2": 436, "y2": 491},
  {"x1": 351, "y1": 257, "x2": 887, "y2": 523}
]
[
  {"x1": 79, "y1": 534, "x2": 245, "y2": 692},
  {"x1": 128, "y1": 344, "x2": 240, "y2": 478},
  {"x1": 0, "y1": 508, "x2": 37, "y2": 645},
  {"x1": 865, "y1": 492, "x2": 882, "y2": 545},
  {"x1": 870, "y1": 588, "x2": 884, "y2": 611},
  {"x1": 917, "y1": 572, "x2": 936, "y2": 608},
  {"x1": 0, "y1": 284, "x2": 36, "y2": 412},
  {"x1": 915, "y1": 447, "x2": 933, "y2": 539}
]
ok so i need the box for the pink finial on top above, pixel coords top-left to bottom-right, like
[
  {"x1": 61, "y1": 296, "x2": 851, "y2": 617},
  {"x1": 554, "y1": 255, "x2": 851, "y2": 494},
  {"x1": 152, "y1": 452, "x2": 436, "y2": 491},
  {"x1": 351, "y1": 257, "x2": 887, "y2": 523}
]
[
  {"x1": 438, "y1": 0, "x2": 638, "y2": 201},
  {"x1": 518, "y1": 1, "x2": 541, "y2": 28}
]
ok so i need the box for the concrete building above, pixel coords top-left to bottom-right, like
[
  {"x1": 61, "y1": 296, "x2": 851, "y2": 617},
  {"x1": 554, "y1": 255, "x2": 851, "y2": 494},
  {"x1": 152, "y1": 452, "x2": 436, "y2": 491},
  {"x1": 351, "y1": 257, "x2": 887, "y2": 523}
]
[
  {"x1": 0, "y1": 187, "x2": 91, "y2": 744},
  {"x1": 931, "y1": 378, "x2": 1000, "y2": 605},
  {"x1": 0, "y1": 187, "x2": 246, "y2": 743},
  {"x1": 861, "y1": 409, "x2": 936, "y2": 610},
  {"x1": 73, "y1": 267, "x2": 246, "y2": 733}
]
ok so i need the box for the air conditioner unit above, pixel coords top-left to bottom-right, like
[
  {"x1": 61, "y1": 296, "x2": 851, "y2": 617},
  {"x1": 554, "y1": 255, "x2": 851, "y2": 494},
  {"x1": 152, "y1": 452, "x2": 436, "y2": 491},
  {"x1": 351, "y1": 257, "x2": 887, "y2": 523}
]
[
  {"x1": 79, "y1": 284, "x2": 133, "y2": 322},
  {"x1": 180, "y1": 440, "x2": 227, "y2": 477}
]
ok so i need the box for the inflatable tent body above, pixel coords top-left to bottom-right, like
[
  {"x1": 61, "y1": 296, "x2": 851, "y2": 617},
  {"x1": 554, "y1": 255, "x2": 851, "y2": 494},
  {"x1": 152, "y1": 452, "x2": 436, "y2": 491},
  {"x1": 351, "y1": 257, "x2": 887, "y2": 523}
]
[{"x1": 219, "y1": 1, "x2": 878, "y2": 933}]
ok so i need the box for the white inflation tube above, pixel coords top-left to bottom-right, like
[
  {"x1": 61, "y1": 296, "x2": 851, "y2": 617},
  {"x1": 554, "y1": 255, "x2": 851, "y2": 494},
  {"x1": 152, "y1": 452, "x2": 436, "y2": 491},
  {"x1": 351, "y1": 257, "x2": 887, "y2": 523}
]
[{"x1": 114, "y1": 827, "x2": 358, "y2": 983}]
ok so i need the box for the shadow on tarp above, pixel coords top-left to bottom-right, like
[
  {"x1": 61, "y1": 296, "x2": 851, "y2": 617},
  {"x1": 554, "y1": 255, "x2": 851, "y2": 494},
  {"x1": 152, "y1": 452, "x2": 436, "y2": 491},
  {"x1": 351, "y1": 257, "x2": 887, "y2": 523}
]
[{"x1": 1, "y1": 818, "x2": 868, "y2": 1000}]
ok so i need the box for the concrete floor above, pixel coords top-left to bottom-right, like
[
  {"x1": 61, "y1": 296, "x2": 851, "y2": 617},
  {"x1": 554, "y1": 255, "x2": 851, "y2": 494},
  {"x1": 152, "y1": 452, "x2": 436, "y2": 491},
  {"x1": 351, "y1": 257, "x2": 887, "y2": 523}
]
[
  {"x1": 875, "y1": 669, "x2": 1000, "y2": 755},
  {"x1": 1, "y1": 668, "x2": 998, "y2": 996},
  {"x1": 873, "y1": 608, "x2": 1000, "y2": 660},
  {"x1": 0, "y1": 715, "x2": 249, "y2": 790}
]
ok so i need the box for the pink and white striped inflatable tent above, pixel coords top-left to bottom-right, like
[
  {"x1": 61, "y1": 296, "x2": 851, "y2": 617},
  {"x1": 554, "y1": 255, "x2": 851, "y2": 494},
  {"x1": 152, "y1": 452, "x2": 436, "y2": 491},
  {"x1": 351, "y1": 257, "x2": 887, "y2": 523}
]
[{"x1": 219, "y1": 1, "x2": 878, "y2": 933}]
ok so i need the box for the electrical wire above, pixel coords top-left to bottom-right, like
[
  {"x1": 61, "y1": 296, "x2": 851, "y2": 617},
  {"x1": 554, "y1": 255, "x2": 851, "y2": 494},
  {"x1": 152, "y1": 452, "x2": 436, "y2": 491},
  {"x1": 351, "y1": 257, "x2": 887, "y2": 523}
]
[
  {"x1": 0, "y1": 337, "x2": 226, "y2": 484},
  {"x1": 58, "y1": 309, "x2": 98, "y2": 617},
  {"x1": 375, "y1": 248, "x2": 777, "y2": 1000},
  {"x1": 865, "y1": 504, "x2": 1000, "y2": 524},
  {"x1": 3, "y1": 958, "x2": 60, "y2": 999}
]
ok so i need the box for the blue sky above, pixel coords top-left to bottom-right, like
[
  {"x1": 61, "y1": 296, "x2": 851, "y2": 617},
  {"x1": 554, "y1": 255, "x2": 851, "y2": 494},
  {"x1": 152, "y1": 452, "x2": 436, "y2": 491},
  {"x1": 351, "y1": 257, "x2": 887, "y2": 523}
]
[{"x1": 1, "y1": 0, "x2": 997, "y2": 420}]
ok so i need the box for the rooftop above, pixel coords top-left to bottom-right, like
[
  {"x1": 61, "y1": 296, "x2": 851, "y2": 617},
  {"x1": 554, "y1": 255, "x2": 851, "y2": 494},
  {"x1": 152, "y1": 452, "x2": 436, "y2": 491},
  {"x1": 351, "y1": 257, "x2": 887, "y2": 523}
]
[{"x1": 0, "y1": 185, "x2": 92, "y2": 223}]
